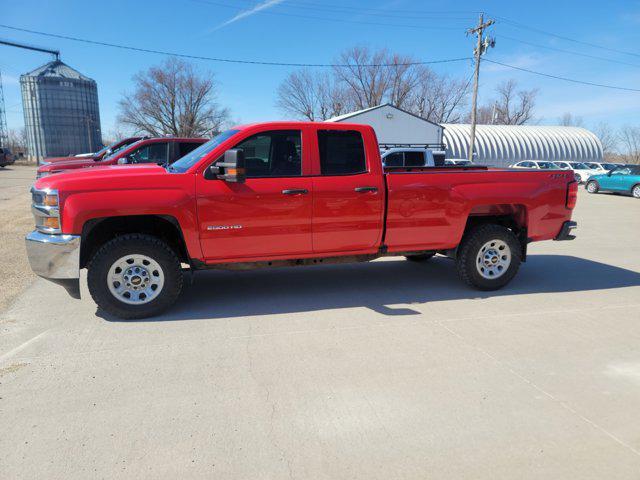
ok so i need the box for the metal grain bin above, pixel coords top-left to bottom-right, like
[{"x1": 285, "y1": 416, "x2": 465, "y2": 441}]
[{"x1": 20, "y1": 60, "x2": 101, "y2": 162}]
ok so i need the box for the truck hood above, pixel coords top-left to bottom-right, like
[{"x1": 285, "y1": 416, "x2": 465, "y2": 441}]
[
  {"x1": 44, "y1": 155, "x2": 99, "y2": 164},
  {"x1": 39, "y1": 157, "x2": 104, "y2": 172},
  {"x1": 34, "y1": 164, "x2": 170, "y2": 192}
]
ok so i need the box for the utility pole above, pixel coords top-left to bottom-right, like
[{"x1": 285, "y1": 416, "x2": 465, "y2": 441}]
[
  {"x1": 85, "y1": 116, "x2": 93, "y2": 153},
  {"x1": 0, "y1": 70, "x2": 8, "y2": 148},
  {"x1": 467, "y1": 13, "x2": 495, "y2": 162}
]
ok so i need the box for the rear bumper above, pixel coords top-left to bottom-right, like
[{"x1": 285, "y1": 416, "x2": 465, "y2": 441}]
[
  {"x1": 25, "y1": 231, "x2": 81, "y2": 298},
  {"x1": 554, "y1": 221, "x2": 577, "y2": 241}
]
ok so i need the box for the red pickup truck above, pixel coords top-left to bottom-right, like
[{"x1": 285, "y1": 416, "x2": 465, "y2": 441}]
[
  {"x1": 37, "y1": 137, "x2": 207, "y2": 177},
  {"x1": 42, "y1": 136, "x2": 143, "y2": 165},
  {"x1": 26, "y1": 122, "x2": 578, "y2": 319}
]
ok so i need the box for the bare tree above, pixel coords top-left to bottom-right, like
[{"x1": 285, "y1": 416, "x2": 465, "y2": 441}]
[
  {"x1": 408, "y1": 67, "x2": 470, "y2": 123},
  {"x1": 276, "y1": 69, "x2": 351, "y2": 121},
  {"x1": 559, "y1": 113, "x2": 584, "y2": 127},
  {"x1": 492, "y1": 80, "x2": 538, "y2": 125},
  {"x1": 276, "y1": 46, "x2": 470, "y2": 122},
  {"x1": 332, "y1": 47, "x2": 418, "y2": 110},
  {"x1": 6, "y1": 128, "x2": 27, "y2": 150},
  {"x1": 618, "y1": 125, "x2": 640, "y2": 164},
  {"x1": 592, "y1": 121, "x2": 617, "y2": 155},
  {"x1": 119, "y1": 57, "x2": 230, "y2": 137}
]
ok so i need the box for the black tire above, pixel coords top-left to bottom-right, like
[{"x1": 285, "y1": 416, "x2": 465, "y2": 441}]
[
  {"x1": 87, "y1": 234, "x2": 183, "y2": 319},
  {"x1": 455, "y1": 224, "x2": 522, "y2": 291},
  {"x1": 586, "y1": 180, "x2": 599, "y2": 194},
  {"x1": 406, "y1": 253, "x2": 435, "y2": 262},
  {"x1": 632, "y1": 184, "x2": 640, "y2": 199}
]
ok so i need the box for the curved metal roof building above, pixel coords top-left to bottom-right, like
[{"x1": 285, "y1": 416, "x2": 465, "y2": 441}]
[{"x1": 443, "y1": 124, "x2": 603, "y2": 167}]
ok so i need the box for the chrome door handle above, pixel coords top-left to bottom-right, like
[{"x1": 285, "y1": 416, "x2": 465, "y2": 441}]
[
  {"x1": 354, "y1": 186, "x2": 378, "y2": 193},
  {"x1": 282, "y1": 189, "x2": 308, "y2": 195}
]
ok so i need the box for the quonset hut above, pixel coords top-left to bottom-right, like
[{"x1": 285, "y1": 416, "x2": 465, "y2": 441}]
[
  {"x1": 20, "y1": 60, "x2": 101, "y2": 161},
  {"x1": 443, "y1": 124, "x2": 604, "y2": 167}
]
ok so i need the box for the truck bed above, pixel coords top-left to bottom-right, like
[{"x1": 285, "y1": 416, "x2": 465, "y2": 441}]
[{"x1": 382, "y1": 166, "x2": 574, "y2": 252}]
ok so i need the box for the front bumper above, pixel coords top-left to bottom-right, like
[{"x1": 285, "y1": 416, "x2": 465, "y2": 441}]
[
  {"x1": 554, "y1": 221, "x2": 577, "y2": 241},
  {"x1": 25, "y1": 230, "x2": 81, "y2": 298}
]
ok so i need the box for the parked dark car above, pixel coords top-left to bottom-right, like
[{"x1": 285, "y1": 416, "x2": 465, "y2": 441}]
[{"x1": 0, "y1": 147, "x2": 15, "y2": 167}]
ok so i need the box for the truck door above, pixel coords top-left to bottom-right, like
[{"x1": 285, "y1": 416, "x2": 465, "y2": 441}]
[
  {"x1": 311, "y1": 129, "x2": 385, "y2": 254},
  {"x1": 196, "y1": 129, "x2": 313, "y2": 261}
]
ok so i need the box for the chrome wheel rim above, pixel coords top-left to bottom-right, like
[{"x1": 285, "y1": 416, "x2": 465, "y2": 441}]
[
  {"x1": 633, "y1": 186, "x2": 640, "y2": 198},
  {"x1": 587, "y1": 182, "x2": 597, "y2": 193},
  {"x1": 107, "y1": 254, "x2": 165, "y2": 305},
  {"x1": 476, "y1": 240, "x2": 511, "y2": 279}
]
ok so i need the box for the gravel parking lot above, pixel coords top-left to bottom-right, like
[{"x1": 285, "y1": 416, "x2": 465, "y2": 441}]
[
  {"x1": 1, "y1": 169, "x2": 639, "y2": 479},
  {"x1": 0, "y1": 165, "x2": 37, "y2": 311}
]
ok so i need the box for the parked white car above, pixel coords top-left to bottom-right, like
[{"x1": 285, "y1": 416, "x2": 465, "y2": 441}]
[
  {"x1": 445, "y1": 159, "x2": 474, "y2": 166},
  {"x1": 509, "y1": 160, "x2": 562, "y2": 170},
  {"x1": 380, "y1": 148, "x2": 435, "y2": 167},
  {"x1": 553, "y1": 161, "x2": 600, "y2": 183},
  {"x1": 584, "y1": 162, "x2": 620, "y2": 172}
]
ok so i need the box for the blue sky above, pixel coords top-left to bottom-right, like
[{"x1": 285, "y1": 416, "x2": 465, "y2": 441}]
[{"x1": 2, "y1": 0, "x2": 640, "y2": 137}]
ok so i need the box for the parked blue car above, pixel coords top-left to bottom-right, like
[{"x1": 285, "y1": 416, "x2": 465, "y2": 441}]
[{"x1": 586, "y1": 165, "x2": 640, "y2": 198}]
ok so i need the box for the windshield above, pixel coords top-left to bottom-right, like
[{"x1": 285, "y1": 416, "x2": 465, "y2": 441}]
[
  {"x1": 95, "y1": 139, "x2": 131, "y2": 158},
  {"x1": 570, "y1": 163, "x2": 589, "y2": 170},
  {"x1": 603, "y1": 163, "x2": 618, "y2": 170},
  {"x1": 537, "y1": 161, "x2": 560, "y2": 169},
  {"x1": 169, "y1": 130, "x2": 240, "y2": 172},
  {"x1": 102, "y1": 139, "x2": 146, "y2": 162}
]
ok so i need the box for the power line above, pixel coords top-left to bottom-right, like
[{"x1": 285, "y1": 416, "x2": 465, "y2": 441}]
[
  {"x1": 494, "y1": 16, "x2": 640, "y2": 59},
  {"x1": 2, "y1": 23, "x2": 639, "y2": 93},
  {"x1": 497, "y1": 34, "x2": 640, "y2": 68},
  {"x1": 282, "y1": 0, "x2": 480, "y2": 16},
  {"x1": 483, "y1": 58, "x2": 640, "y2": 92},
  {"x1": 191, "y1": 0, "x2": 477, "y2": 21},
  {"x1": 0, "y1": 24, "x2": 471, "y2": 67},
  {"x1": 189, "y1": 0, "x2": 469, "y2": 30}
]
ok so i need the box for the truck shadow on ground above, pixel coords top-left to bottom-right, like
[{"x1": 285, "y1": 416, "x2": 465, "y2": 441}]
[{"x1": 100, "y1": 254, "x2": 640, "y2": 322}]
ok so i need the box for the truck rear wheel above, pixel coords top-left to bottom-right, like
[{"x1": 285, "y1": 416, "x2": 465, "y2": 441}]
[
  {"x1": 87, "y1": 234, "x2": 183, "y2": 319},
  {"x1": 455, "y1": 224, "x2": 521, "y2": 291}
]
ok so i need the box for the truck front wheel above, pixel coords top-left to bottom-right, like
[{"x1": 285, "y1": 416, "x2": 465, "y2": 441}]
[
  {"x1": 455, "y1": 224, "x2": 521, "y2": 291},
  {"x1": 87, "y1": 234, "x2": 183, "y2": 319}
]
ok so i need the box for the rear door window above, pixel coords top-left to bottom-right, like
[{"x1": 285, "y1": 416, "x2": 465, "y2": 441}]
[
  {"x1": 318, "y1": 130, "x2": 367, "y2": 175},
  {"x1": 404, "y1": 151, "x2": 425, "y2": 167}
]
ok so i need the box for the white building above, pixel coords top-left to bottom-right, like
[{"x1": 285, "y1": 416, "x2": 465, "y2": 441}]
[
  {"x1": 443, "y1": 124, "x2": 604, "y2": 168},
  {"x1": 327, "y1": 104, "x2": 443, "y2": 146}
]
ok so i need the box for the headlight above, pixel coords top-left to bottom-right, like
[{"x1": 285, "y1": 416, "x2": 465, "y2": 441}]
[
  {"x1": 31, "y1": 188, "x2": 61, "y2": 234},
  {"x1": 36, "y1": 171, "x2": 51, "y2": 179}
]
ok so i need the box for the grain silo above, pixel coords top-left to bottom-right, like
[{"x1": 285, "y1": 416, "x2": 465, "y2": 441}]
[{"x1": 20, "y1": 59, "x2": 101, "y2": 162}]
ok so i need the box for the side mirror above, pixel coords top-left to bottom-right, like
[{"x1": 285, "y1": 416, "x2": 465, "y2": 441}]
[
  {"x1": 205, "y1": 149, "x2": 246, "y2": 183},
  {"x1": 607, "y1": 171, "x2": 613, "y2": 176},
  {"x1": 117, "y1": 156, "x2": 129, "y2": 165}
]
